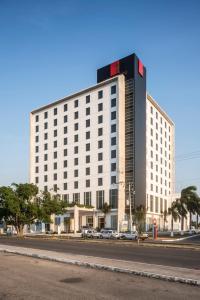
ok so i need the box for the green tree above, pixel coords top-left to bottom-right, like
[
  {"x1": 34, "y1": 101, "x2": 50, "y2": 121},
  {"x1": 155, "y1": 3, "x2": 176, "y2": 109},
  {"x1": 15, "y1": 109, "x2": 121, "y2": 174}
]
[
  {"x1": 101, "y1": 202, "x2": 111, "y2": 227},
  {"x1": 181, "y1": 186, "x2": 199, "y2": 230},
  {"x1": 0, "y1": 183, "x2": 66, "y2": 237},
  {"x1": 176, "y1": 198, "x2": 187, "y2": 234},
  {"x1": 162, "y1": 210, "x2": 168, "y2": 231},
  {"x1": 168, "y1": 201, "x2": 180, "y2": 237},
  {"x1": 133, "y1": 205, "x2": 146, "y2": 234}
]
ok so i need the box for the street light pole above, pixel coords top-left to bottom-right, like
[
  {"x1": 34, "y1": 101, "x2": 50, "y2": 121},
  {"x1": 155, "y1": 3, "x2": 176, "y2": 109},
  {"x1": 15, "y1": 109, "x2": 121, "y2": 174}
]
[{"x1": 129, "y1": 182, "x2": 132, "y2": 232}]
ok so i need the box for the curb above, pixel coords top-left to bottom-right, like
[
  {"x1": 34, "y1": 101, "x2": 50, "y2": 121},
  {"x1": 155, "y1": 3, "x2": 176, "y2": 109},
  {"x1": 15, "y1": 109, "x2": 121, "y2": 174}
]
[{"x1": 0, "y1": 248, "x2": 199, "y2": 287}]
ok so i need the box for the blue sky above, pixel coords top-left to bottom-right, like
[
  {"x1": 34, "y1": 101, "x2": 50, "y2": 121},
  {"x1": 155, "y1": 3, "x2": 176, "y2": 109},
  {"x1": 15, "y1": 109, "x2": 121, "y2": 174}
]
[{"x1": 0, "y1": 0, "x2": 200, "y2": 193}]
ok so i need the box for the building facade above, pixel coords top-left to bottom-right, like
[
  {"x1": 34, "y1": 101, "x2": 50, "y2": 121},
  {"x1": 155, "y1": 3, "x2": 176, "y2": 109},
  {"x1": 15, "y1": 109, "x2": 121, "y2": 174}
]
[{"x1": 30, "y1": 53, "x2": 175, "y2": 233}]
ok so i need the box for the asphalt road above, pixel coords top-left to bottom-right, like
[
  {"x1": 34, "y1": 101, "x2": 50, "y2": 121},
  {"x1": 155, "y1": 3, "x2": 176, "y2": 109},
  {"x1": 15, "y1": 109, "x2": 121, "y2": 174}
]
[
  {"x1": 0, "y1": 237, "x2": 199, "y2": 269},
  {"x1": 0, "y1": 253, "x2": 199, "y2": 300}
]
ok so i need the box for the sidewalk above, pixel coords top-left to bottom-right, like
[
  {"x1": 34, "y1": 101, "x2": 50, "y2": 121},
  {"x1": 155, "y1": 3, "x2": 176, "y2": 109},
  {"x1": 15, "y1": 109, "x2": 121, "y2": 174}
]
[{"x1": 0, "y1": 244, "x2": 199, "y2": 286}]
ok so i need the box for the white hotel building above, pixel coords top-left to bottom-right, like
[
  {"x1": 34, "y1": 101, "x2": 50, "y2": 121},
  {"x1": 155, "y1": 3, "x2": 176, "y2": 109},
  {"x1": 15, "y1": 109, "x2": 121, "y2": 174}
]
[{"x1": 30, "y1": 53, "x2": 175, "y2": 233}]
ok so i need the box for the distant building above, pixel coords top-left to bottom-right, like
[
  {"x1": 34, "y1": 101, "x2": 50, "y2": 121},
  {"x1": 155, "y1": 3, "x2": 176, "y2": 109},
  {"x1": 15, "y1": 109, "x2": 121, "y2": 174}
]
[{"x1": 30, "y1": 53, "x2": 175, "y2": 233}]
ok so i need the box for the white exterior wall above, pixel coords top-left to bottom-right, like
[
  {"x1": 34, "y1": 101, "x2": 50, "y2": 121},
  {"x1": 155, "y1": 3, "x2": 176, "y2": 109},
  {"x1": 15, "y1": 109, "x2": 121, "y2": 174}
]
[
  {"x1": 30, "y1": 75, "x2": 125, "y2": 231},
  {"x1": 146, "y1": 94, "x2": 175, "y2": 230}
]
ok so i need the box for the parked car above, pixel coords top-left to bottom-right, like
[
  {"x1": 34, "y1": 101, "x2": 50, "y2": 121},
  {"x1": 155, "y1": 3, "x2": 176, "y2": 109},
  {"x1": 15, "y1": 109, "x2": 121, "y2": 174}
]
[
  {"x1": 189, "y1": 227, "x2": 200, "y2": 234},
  {"x1": 81, "y1": 226, "x2": 91, "y2": 237},
  {"x1": 100, "y1": 229, "x2": 120, "y2": 239},
  {"x1": 139, "y1": 232, "x2": 149, "y2": 240},
  {"x1": 120, "y1": 231, "x2": 138, "y2": 240},
  {"x1": 86, "y1": 229, "x2": 102, "y2": 239}
]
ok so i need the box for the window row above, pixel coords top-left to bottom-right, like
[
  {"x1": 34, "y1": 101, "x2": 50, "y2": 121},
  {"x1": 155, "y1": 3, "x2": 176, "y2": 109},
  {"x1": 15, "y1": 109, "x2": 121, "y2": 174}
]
[{"x1": 35, "y1": 86, "x2": 117, "y2": 122}]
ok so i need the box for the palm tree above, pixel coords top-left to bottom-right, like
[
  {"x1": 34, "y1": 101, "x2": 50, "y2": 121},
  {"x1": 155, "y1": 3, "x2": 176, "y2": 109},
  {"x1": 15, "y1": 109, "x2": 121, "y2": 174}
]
[
  {"x1": 196, "y1": 198, "x2": 200, "y2": 229},
  {"x1": 176, "y1": 198, "x2": 187, "y2": 234},
  {"x1": 168, "y1": 201, "x2": 180, "y2": 237},
  {"x1": 162, "y1": 210, "x2": 168, "y2": 231},
  {"x1": 180, "y1": 186, "x2": 198, "y2": 230},
  {"x1": 101, "y1": 202, "x2": 111, "y2": 227},
  {"x1": 133, "y1": 205, "x2": 146, "y2": 234}
]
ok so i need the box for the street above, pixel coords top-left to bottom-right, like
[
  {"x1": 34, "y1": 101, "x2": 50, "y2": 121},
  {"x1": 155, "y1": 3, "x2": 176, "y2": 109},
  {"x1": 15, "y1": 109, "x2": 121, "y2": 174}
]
[
  {"x1": 0, "y1": 252, "x2": 199, "y2": 300},
  {"x1": 0, "y1": 237, "x2": 199, "y2": 269}
]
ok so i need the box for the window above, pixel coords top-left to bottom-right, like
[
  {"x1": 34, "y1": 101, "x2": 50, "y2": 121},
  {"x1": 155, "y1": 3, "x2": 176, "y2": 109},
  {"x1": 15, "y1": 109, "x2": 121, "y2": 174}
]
[
  {"x1": 74, "y1": 157, "x2": 78, "y2": 166},
  {"x1": 86, "y1": 143, "x2": 90, "y2": 151},
  {"x1": 74, "y1": 123, "x2": 78, "y2": 131},
  {"x1": 35, "y1": 146, "x2": 39, "y2": 153},
  {"x1": 44, "y1": 111, "x2": 48, "y2": 119},
  {"x1": 35, "y1": 125, "x2": 39, "y2": 133},
  {"x1": 54, "y1": 130, "x2": 57, "y2": 137},
  {"x1": 111, "y1": 163, "x2": 116, "y2": 172},
  {"x1": 74, "y1": 146, "x2": 78, "y2": 154},
  {"x1": 86, "y1": 107, "x2": 90, "y2": 115},
  {"x1": 86, "y1": 95, "x2": 90, "y2": 104},
  {"x1": 111, "y1": 124, "x2": 116, "y2": 133},
  {"x1": 98, "y1": 90, "x2": 103, "y2": 99},
  {"x1": 35, "y1": 115, "x2": 39, "y2": 122},
  {"x1": 54, "y1": 162, "x2": 57, "y2": 170},
  {"x1": 86, "y1": 179, "x2": 90, "y2": 187},
  {"x1": 54, "y1": 151, "x2": 57, "y2": 159},
  {"x1": 64, "y1": 171, "x2": 67, "y2": 179},
  {"x1": 44, "y1": 186, "x2": 48, "y2": 192},
  {"x1": 98, "y1": 178, "x2": 103, "y2": 186},
  {"x1": 63, "y1": 160, "x2": 67, "y2": 168},
  {"x1": 74, "y1": 169, "x2": 78, "y2": 177},
  {"x1": 111, "y1": 137, "x2": 116, "y2": 146},
  {"x1": 44, "y1": 143, "x2": 48, "y2": 150},
  {"x1": 86, "y1": 167, "x2": 90, "y2": 175},
  {"x1": 98, "y1": 103, "x2": 103, "y2": 112},
  {"x1": 98, "y1": 115, "x2": 103, "y2": 124},
  {"x1": 98, "y1": 152, "x2": 103, "y2": 161},
  {"x1": 64, "y1": 137, "x2": 67, "y2": 145},
  {"x1": 74, "y1": 99, "x2": 79, "y2": 108},
  {"x1": 98, "y1": 165, "x2": 103, "y2": 173},
  {"x1": 98, "y1": 128, "x2": 103, "y2": 136},
  {"x1": 111, "y1": 111, "x2": 116, "y2": 120},
  {"x1": 73, "y1": 193, "x2": 80, "y2": 204},
  {"x1": 74, "y1": 134, "x2": 78, "y2": 142},
  {"x1": 84, "y1": 192, "x2": 91, "y2": 206},
  {"x1": 35, "y1": 177, "x2": 39, "y2": 184},
  {"x1": 86, "y1": 131, "x2": 90, "y2": 139},
  {"x1": 160, "y1": 198, "x2": 163, "y2": 213},
  {"x1": 35, "y1": 136, "x2": 39, "y2": 143},
  {"x1": 64, "y1": 115, "x2": 68, "y2": 123},
  {"x1": 86, "y1": 155, "x2": 90, "y2": 163},
  {"x1": 54, "y1": 141, "x2": 57, "y2": 148},
  {"x1": 53, "y1": 184, "x2": 58, "y2": 192},
  {"x1": 35, "y1": 166, "x2": 39, "y2": 173},
  {"x1": 109, "y1": 189, "x2": 118, "y2": 208},
  {"x1": 63, "y1": 183, "x2": 68, "y2": 190},
  {"x1": 111, "y1": 98, "x2": 116, "y2": 107},
  {"x1": 44, "y1": 132, "x2": 48, "y2": 140},
  {"x1": 96, "y1": 190, "x2": 104, "y2": 209},
  {"x1": 64, "y1": 126, "x2": 68, "y2": 134},
  {"x1": 64, "y1": 103, "x2": 68, "y2": 112},
  {"x1": 98, "y1": 140, "x2": 103, "y2": 149},
  {"x1": 44, "y1": 175, "x2": 48, "y2": 182},
  {"x1": 155, "y1": 197, "x2": 159, "y2": 213},
  {"x1": 54, "y1": 173, "x2": 57, "y2": 181},
  {"x1": 44, "y1": 122, "x2": 48, "y2": 130},
  {"x1": 44, "y1": 154, "x2": 48, "y2": 161},
  {"x1": 86, "y1": 119, "x2": 90, "y2": 127},
  {"x1": 54, "y1": 108, "x2": 57, "y2": 115},
  {"x1": 111, "y1": 85, "x2": 116, "y2": 94},
  {"x1": 150, "y1": 195, "x2": 153, "y2": 212},
  {"x1": 111, "y1": 150, "x2": 116, "y2": 158},
  {"x1": 74, "y1": 181, "x2": 78, "y2": 189},
  {"x1": 44, "y1": 164, "x2": 48, "y2": 171},
  {"x1": 74, "y1": 111, "x2": 79, "y2": 119},
  {"x1": 63, "y1": 194, "x2": 69, "y2": 202},
  {"x1": 111, "y1": 176, "x2": 116, "y2": 184},
  {"x1": 64, "y1": 149, "x2": 68, "y2": 156}
]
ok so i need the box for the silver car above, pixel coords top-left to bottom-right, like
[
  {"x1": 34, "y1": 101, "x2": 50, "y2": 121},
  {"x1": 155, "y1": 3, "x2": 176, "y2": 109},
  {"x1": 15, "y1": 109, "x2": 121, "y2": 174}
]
[{"x1": 120, "y1": 231, "x2": 138, "y2": 240}]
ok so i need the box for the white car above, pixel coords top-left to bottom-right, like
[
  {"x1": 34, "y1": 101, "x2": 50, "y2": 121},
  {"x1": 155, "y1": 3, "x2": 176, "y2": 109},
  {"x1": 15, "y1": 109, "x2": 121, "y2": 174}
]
[
  {"x1": 86, "y1": 229, "x2": 101, "y2": 239},
  {"x1": 120, "y1": 231, "x2": 138, "y2": 240},
  {"x1": 100, "y1": 229, "x2": 120, "y2": 239}
]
